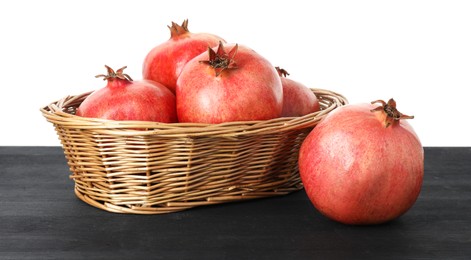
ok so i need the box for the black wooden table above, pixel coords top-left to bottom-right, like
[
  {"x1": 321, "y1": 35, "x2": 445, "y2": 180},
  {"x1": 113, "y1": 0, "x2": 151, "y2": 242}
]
[{"x1": 1, "y1": 147, "x2": 470, "y2": 259}]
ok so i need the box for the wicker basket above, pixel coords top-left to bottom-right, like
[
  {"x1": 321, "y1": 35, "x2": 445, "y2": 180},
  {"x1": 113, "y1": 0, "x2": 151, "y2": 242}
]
[{"x1": 40, "y1": 88, "x2": 347, "y2": 214}]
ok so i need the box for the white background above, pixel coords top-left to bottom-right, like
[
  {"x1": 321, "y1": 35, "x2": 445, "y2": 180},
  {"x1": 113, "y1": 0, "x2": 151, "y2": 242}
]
[{"x1": 1, "y1": 0, "x2": 470, "y2": 146}]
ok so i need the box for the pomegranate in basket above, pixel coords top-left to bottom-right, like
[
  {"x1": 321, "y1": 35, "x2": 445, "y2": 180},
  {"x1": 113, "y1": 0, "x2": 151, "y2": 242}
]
[
  {"x1": 76, "y1": 65, "x2": 177, "y2": 123},
  {"x1": 276, "y1": 67, "x2": 320, "y2": 117},
  {"x1": 176, "y1": 41, "x2": 283, "y2": 123},
  {"x1": 143, "y1": 19, "x2": 225, "y2": 93}
]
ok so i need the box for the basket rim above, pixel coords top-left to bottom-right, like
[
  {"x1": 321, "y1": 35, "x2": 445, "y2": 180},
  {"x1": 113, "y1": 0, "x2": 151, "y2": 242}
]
[{"x1": 40, "y1": 88, "x2": 347, "y2": 137}]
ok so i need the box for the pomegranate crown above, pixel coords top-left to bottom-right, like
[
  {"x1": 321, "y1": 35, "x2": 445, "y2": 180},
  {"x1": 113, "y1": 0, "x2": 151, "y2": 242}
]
[
  {"x1": 168, "y1": 19, "x2": 190, "y2": 38},
  {"x1": 95, "y1": 65, "x2": 133, "y2": 81},
  {"x1": 371, "y1": 99, "x2": 414, "y2": 127},
  {"x1": 200, "y1": 41, "x2": 238, "y2": 77}
]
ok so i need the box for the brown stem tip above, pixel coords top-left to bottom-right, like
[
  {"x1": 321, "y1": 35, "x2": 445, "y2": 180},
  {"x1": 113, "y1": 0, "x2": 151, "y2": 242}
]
[
  {"x1": 275, "y1": 67, "x2": 290, "y2": 77},
  {"x1": 370, "y1": 98, "x2": 414, "y2": 128}
]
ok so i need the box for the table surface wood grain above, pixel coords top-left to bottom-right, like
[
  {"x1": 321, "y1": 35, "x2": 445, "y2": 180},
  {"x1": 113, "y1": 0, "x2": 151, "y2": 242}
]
[{"x1": 0, "y1": 146, "x2": 470, "y2": 259}]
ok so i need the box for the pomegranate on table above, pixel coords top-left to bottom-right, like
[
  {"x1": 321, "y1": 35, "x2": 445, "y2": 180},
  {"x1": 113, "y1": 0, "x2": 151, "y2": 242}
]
[
  {"x1": 176, "y1": 41, "x2": 283, "y2": 124},
  {"x1": 298, "y1": 99, "x2": 424, "y2": 225},
  {"x1": 76, "y1": 65, "x2": 177, "y2": 123},
  {"x1": 276, "y1": 67, "x2": 320, "y2": 117},
  {"x1": 143, "y1": 19, "x2": 225, "y2": 93}
]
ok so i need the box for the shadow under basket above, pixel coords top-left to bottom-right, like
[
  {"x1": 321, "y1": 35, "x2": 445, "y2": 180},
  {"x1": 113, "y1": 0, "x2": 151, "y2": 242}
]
[{"x1": 40, "y1": 88, "x2": 347, "y2": 214}]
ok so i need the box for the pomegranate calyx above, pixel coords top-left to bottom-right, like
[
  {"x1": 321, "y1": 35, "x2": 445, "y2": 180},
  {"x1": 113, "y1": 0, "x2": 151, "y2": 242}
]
[
  {"x1": 200, "y1": 41, "x2": 238, "y2": 77},
  {"x1": 275, "y1": 67, "x2": 290, "y2": 77},
  {"x1": 95, "y1": 65, "x2": 133, "y2": 81},
  {"x1": 370, "y1": 99, "x2": 414, "y2": 128},
  {"x1": 168, "y1": 19, "x2": 190, "y2": 38}
]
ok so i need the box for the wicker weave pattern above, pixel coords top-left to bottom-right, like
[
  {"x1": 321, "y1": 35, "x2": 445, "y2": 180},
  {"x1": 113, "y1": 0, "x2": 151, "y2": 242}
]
[{"x1": 41, "y1": 89, "x2": 347, "y2": 214}]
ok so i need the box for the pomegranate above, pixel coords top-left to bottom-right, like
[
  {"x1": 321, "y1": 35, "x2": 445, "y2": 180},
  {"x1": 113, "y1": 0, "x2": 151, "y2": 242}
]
[
  {"x1": 298, "y1": 99, "x2": 423, "y2": 225},
  {"x1": 276, "y1": 67, "x2": 320, "y2": 117},
  {"x1": 142, "y1": 19, "x2": 225, "y2": 93},
  {"x1": 176, "y1": 41, "x2": 283, "y2": 124},
  {"x1": 76, "y1": 65, "x2": 177, "y2": 123}
]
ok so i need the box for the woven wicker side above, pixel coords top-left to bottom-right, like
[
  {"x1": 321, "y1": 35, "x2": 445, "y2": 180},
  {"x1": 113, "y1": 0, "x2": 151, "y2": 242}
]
[{"x1": 41, "y1": 88, "x2": 347, "y2": 214}]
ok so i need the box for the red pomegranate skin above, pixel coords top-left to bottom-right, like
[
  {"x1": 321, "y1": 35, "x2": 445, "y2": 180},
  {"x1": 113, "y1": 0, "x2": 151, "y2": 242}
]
[
  {"x1": 176, "y1": 43, "x2": 283, "y2": 124},
  {"x1": 298, "y1": 103, "x2": 424, "y2": 225},
  {"x1": 77, "y1": 73, "x2": 177, "y2": 123},
  {"x1": 143, "y1": 20, "x2": 224, "y2": 93},
  {"x1": 280, "y1": 77, "x2": 320, "y2": 117}
]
